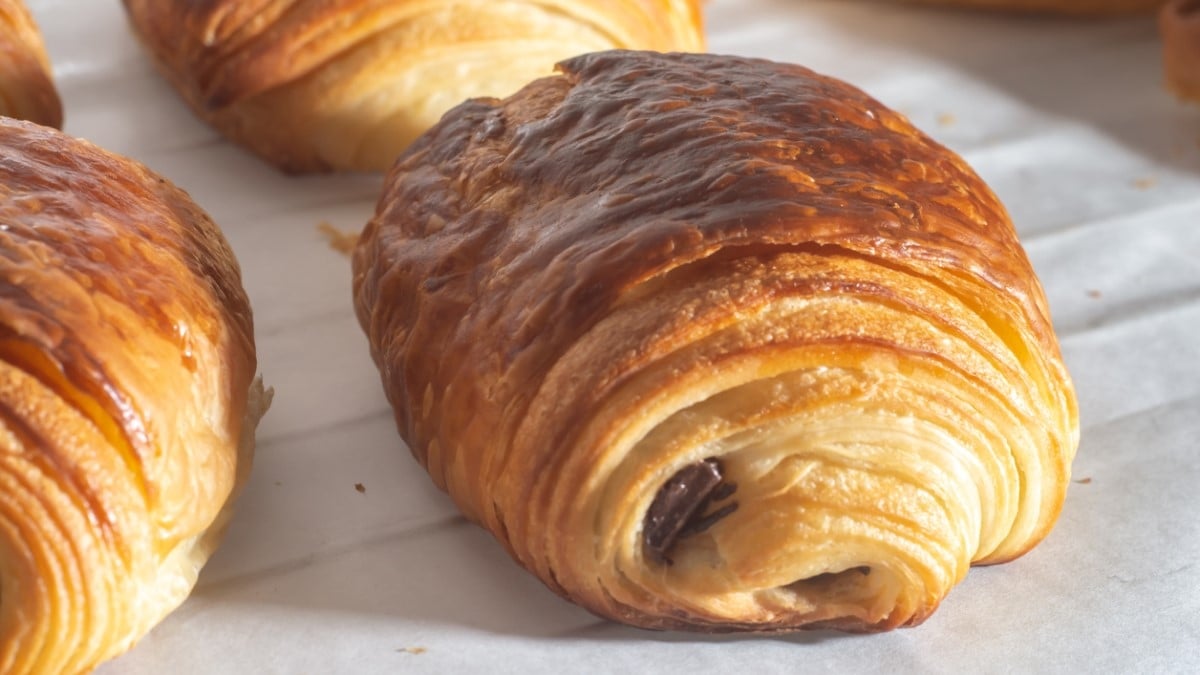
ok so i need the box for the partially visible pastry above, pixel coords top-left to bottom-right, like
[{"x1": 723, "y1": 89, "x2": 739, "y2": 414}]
[
  {"x1": 0, "y1": 0, "x2": 62, "y2": 127},
  {"x1": 1162, "y1": 0, "x2": 1200, "y2": 101},
  {"x1": 884, "y1": 0, "x2": 1164, "y2": 13},
  {"x1": 0, "y1": 118, "x2": 269, "y2": 674},
  {"x1": 121, "y1": 1, "x2": 705, "y2": 173},
  {"x1": 353, "y1": 50, "x2": 1079, "y2": 632}
]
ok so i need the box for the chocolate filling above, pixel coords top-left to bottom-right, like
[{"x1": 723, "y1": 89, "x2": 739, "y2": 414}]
[{"x1": 643, "y1": 458, "x2": 739, "y2": 565}]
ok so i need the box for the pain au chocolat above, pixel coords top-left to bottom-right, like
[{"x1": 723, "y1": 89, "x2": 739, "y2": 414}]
[
  {"x1": 0, "y1": 118, "x2": 269, "y2": 673},
  {"x1": 120, "y1": 0, "x2": 704, "y2": 173},
  {"x1": 352, "y1": 50, "x2": 1079, "y2": 631},
  {"x1": 0, "y1": 0, "x2": 62, "y2": 127}
]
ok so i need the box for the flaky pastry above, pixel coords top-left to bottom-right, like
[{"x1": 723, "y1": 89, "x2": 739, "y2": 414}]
[
  {"x1": 121, "y1": 0, "x2": 705, "y2": 173},
  {"x1": 0, "y1": 0, "x2": 62, "y2": 127},
  {"x1": 353, "y1": 50, "x2": 1079, "y2": 632},
  {"x1": 0, "y1": 118, "x2": 269, "y2": 673}
]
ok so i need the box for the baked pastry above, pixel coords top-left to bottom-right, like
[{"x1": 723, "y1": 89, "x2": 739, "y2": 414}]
[
  {"x1": 885, "y1": 0, "x2": 1164, "y2": 13},
  {"x1": 353, "y1": 50, "x2": 1079, "y2": 632},
  {"x1": 120, "y1": 1, "x2": 705, "y2": 174},
  {"x1": 0, "y1": 0, "x2": 62, "y2": 127},
  {"x1": 0, "y1": 118, "x2": 269, "y2": 673},
  {"x1": 1162, "y1": 0, "x2": 1200, "y2": 101}
]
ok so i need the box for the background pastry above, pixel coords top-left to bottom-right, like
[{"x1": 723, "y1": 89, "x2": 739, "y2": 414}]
[
  {"x1": 0, "y1": 118, "x2": 269, "y2": 673},
  {"x1": 352, "y1": 50, "x2": 1079, "y2": 631},
  {"x1": 882, "y1": 0, "x2": 1165, "y2": 14},
  {"x1": 121, "y1": 0, "x2": 705, "y2": 173},
  {"x1": 0, "y1": 0, "x2": 62, "y2": 127},
  {"x1": 1162, "y1": 0, "x2": 1200, "y2": 101}
]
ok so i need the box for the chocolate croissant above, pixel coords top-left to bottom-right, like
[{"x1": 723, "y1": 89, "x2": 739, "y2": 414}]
[
  {"x1": 0, "y1": 0, "x2": 62, "y2": 127},
  {"x1": 121, "y1": 0, "x2": 705, "y2": 173},
  {"x1": 0, "y1": 118, "x2": 268, "y2": 673},
  {"x1": 353, "y1": 50, "x2": 1079, "y2": 632},
  {"x1": 1162, "y1": 0, "x2": 1200, "y2": 101}
]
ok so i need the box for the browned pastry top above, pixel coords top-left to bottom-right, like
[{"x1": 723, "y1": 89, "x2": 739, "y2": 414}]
[
  {"x1": 0, "y1": 122, "x2": 251, "y2": 332},
  {"x1": 354, "y1": 49, "x2": 1067, "y2": 533}
]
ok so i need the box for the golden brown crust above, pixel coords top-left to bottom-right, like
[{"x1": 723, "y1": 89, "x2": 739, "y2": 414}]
[
  {"x1": 882, "y1": 0, "x2": 1165, "y2": 13},
  {"x1": 0, "y1": 118, "x2": 265, "y2": 673},
  {"x1": 353, "y1": 50, "x2": 1079, "y2": 632},
  {"x1": 1162, "y1": 0, "x2": 1200, "y2": 101},
  {"x1": 0, "y1": 0, "x2": 62, "y2": 128},
  {"x1": 121, "y1": 0, "x2": 705, "y2": 173}
]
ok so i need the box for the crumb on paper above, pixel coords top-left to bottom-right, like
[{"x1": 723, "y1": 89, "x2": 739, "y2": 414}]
[
  {"x1": 355, "y1": 482, "x2": 366, "y2": 494},
  {"x1": 936, "y1": 113, "x2": 956, "y2": 127},
  {"x1": 318, "y1": 221, "x2": 360, "y2": 256},
  {"x1": 1086, "y1": 289, "x2": 1102, "y2": 299},
  {"x1": 274, "y1": 481, "x2": 282, "y2": 487},
  {"x1": 1132, "y1": 177, "x2": 1157, "y2": 190},
  {"x1": 398, "y1": 647, "x2": 427, "y2": 655},
  {"x1": 1074, "y1": 477, "x2": 1093, "y2": 485}
]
